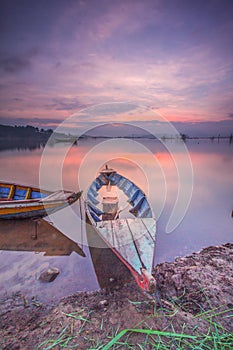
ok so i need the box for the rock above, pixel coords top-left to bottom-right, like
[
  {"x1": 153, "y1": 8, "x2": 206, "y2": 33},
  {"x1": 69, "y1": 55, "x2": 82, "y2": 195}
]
[
  {"x1": 155, "y1": 243, "x2": 233, "y2": 316},
  {"x1": 39, "y1": 267, "x2": 60, "y2": 283},
  {"x1": 171, "y1": 273, "x2": 182, "y2": 289},
  {"x1": 99, "y1": 299, "x2": 108, "y2": 307}
]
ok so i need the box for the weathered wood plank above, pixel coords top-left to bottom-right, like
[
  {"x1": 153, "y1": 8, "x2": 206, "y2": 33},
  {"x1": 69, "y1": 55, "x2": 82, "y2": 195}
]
[
  {"x1": 97, "y1": 218, "x2": 156, "y2": 275},
  {"x1": 112, "y1": 219, "x2": 142, "y2": 273},
  {"x1": 127, "y1": 218, "x2": 156, "y2": 273},
  {"x1": 141, "y1": 218, "x2": 156, "y2": 242},
  {"x1": 96, "y1": 221, "x2": 114, "y2": 246}
]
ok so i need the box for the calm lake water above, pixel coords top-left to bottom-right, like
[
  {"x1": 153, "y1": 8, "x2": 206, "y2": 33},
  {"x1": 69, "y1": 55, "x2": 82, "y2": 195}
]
[{"x1": 0, "y1": 138, "x2": 232, "y2": 302}]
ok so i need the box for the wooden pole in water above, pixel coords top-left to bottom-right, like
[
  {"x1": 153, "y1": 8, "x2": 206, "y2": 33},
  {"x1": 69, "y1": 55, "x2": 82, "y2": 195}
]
[
  {"x1": 32, "y1": 218, "x2": 39, "y2": 240},
  {"x1": 79, "y1": 198, "x2": 84, "y2": 250}
]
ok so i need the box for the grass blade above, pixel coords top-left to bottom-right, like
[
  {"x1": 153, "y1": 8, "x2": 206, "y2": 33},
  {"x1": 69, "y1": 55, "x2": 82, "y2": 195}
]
[{"x1": 101, "y1": 328, "x2": 197, "y2": 350}]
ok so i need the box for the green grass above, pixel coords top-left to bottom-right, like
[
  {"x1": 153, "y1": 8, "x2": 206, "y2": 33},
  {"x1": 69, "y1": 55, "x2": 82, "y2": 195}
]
[
  {"x1": 101, "y1": 328, "x2": 197, "y2": 350},
  {"x1": 98, "y1": 323, "x2": 232, "y2": 349},
  {"x1": 35, "y1": 300, "x2": 233, "y2": 350},
  {"x1": 36, "y1": 320, "x2": 232, "y2": 350},
  {"x1": 36, "y1": 308, "x2": 92, "y2": 349},
  {"x1": 36, "y1": 325, "x2": 78, "y2": 349},
  {"x1": 98, "y1": 301, "x2": 233, "y2": 350}
]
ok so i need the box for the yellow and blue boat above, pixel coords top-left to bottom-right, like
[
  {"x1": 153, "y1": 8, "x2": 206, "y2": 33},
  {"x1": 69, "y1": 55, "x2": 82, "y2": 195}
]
[{"x1": 0, "y1": 182, "x2": 82, "y2": 219}]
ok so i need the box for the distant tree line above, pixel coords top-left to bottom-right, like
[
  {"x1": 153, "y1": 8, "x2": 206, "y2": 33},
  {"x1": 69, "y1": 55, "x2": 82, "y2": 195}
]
[
  {"x1": 179, "y1": 133, "x2": 233, "y2": 143},
  {"x1": 0, "y1": 124, "x2": 53, "y2": 139}
]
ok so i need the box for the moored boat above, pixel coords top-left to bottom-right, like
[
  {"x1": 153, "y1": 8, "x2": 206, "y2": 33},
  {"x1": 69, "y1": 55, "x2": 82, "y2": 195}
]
[
  {"x1": 85, "y1": 165, "x2": 156, "y2": 292},
  {"x1": 0, "y1": 181, "x2": 82, "y2": 219}
]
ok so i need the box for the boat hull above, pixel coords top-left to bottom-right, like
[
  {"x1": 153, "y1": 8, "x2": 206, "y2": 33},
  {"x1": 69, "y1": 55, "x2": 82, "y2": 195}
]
[
  {"x1": 0, "y1": 182, "x2": 82, "y2": 219},
  {"x1": 86, "y1": 219, "x2": 132, "y2": 289},
  {"x1": 0, "y1": 201, "x2": 71, "y2": 219},
  {"x1": 85, "y1": 168, "x2": 156, "y2": 292},
  {"x1": 87, "y1": 215, "x2": 156, "y2": 292}
]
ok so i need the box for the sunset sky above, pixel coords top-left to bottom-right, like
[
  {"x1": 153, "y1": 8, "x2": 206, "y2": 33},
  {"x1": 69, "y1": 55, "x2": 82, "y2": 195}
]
[{"x1": 0, "y1": 0, "x2": 233, "y2": 134}]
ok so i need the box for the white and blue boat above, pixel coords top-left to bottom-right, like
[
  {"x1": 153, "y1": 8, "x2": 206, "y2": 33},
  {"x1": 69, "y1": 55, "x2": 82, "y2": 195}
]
[{"x1": 85, "y1": 165, "x2": 156, "y2": 292}]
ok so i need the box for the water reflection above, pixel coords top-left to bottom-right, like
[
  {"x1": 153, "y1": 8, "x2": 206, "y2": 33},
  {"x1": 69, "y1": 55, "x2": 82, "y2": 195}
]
[
  {"x1": 0, "y1": 218, "x2": 98, "y2": 303},
  {"x1": 0, "y1": 136, "x2": 78, "y2": 152},
  {"x1": 0, "y1": 138, "x2": 46, "y2": 152},
  {"x1": 0, "y1": 138, "x2": 232, "y2": 302},
  {"x1": 0, "y1": 219, "x2": 85, "y2": 257},
  {"x1": 86, "y1": 222, "x2": 132, "y2": 290}
]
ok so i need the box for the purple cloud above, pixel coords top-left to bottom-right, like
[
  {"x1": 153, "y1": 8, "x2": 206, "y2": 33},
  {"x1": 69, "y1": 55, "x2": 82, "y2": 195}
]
[
  {"x1": 0, "y1": 0, "x2": 233, "y2": 126},
  {"x1": 0, "y1": 55, "x2": 31, "y2": 73}
]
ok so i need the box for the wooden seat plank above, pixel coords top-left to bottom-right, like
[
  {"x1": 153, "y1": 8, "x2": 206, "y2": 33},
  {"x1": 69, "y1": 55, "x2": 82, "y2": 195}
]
[
  {"x1": 25, "y1": 187, "x2": 32, "y2": 199},
  {"x1": 8, "y1": 185, "x2": 15, "y2": 199}
]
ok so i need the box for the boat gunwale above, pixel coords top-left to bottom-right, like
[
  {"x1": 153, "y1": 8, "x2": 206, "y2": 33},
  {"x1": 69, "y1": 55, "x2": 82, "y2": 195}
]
[
  {"x1": 0, "y1": 196, "x2": 79, "y2": 206},
  {"x1": 85, "y1": 171, "x2": 155, "y2": 222},
  {"x1": 0, "y1": 181, "x2": 52, "y2": 194}
]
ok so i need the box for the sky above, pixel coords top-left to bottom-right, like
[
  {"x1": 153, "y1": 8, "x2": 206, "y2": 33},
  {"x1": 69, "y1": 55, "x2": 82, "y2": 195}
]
[{"x1": 0, "y1": 0, "x2": 233, "y2": 134}]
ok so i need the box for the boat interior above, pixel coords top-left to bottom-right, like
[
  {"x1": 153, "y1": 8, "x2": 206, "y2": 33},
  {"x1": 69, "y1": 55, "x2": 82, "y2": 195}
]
[
  {"x1": 86, "y1": 168, "x2": 153, "y2": 223},
  {"x1": 0, "y1": 183, "x2": 49, "y2": 201}
]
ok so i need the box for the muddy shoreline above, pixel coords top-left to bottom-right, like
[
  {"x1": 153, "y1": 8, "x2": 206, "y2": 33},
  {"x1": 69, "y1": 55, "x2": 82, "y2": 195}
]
[{"x1": 1, "y1": 243, "x2": 232, "y2": 349}]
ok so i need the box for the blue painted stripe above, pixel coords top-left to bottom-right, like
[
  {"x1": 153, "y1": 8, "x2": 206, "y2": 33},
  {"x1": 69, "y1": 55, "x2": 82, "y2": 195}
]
[
  {"x1": 128, "y1": 189, "x2": 141, "y2": 203},
  {"x1": 137, "y1": 199, "x2": 152, "y2": 218},
  {"x1": 89, "y1": 186, "x2": 99, "y2": 197},
  {"x1": 130, "y1": 193, "x2": 145, "y2": 214},
  {"x1": 109, "y1": 173, "x2": 122, "y2": 185},
  {"x1": 118, "y1": 177, "x2": 128, "y2": 190},
  {"x1": 0, "y1": 187, "x2": 10, "y2": 197},
  {"x1": 13, "y1": 188, "x2": 27, "y2": 200},
  {"x1": 124, "y1": 183, "x2": 136, "y2": 197},
  {"x1": 98, "y1": 174, "x2": 109, "y2": 185},
  {"x1": 89, "y1": 208, "x2": 101, "y2": 222},
  {"x1": 87, "y1": 192, "x2": 99, "y2": 205},
  {"x1": 132, "y1": 191, "x2": 144, "y2": 206},
  {"x1": 91, "y1": 180, "x2": 101, "y2": 191},
  {"x1": 96, "y1": 177, "x2": 104, "y2": 187},
  {"x1": 88, "y1": 202, "x2": 103, "y2": 216},
  {"x1": 31, "y1": 191, "x2": 46, "y2": 199}
]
